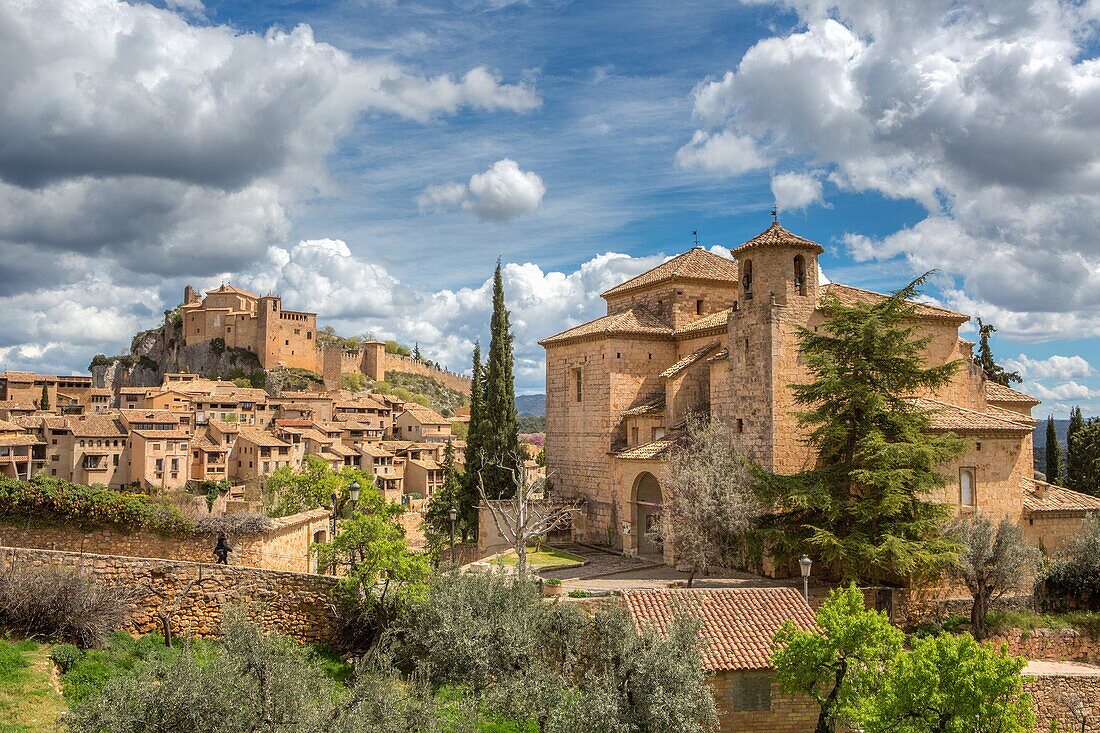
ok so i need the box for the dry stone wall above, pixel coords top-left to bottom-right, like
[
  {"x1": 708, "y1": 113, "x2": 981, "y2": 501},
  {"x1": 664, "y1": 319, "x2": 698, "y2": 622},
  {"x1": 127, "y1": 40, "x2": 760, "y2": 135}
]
[
  {"x1": 1025, "y1": 673, "x2": 1100, "y2": 733},
  {"x1": 0, "y1": 546, "x2": 339, "y2": 643}
]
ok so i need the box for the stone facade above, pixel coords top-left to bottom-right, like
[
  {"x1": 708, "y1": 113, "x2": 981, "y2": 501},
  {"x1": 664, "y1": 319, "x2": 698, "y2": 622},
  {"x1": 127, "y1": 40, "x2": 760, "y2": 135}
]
[
  {"x1": 0, "y1": 508, "x2": 331, "y2": 574},
  {"x1": 0, "y1": 546, "x2": 338, "y2": 644},
  {"x1": 540, "y1": 222, "x2": 1071, "y2": 567},
  {"x1": 710, "y1": 674, "x2": 818, "y2": 733},
  {"x1": 1024, "y1": 669, "x2": 1100, "y2": 733}
]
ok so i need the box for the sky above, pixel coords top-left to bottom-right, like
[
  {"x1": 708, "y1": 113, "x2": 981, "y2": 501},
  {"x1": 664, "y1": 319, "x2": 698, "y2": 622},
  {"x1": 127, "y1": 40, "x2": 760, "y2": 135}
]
[{"x1": 2, "y1": 0, "x2": 1100, "y2": 415}]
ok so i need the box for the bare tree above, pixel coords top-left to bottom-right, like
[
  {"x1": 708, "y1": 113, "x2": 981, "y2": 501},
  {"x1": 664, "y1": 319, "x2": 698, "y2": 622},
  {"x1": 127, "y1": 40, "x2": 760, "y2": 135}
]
[
  {"x1": 659, "y1": 415, "x2": 762, "y2": 587},
  {"x1": 950, "y1": 516, "x2": 1041, "y2": 640},
  {"x1": 477, "y1": 452, "x2": 580, "y2": 577},
  {"x1": 146, "y1": 568, "x2": 203, "y2": 648}
]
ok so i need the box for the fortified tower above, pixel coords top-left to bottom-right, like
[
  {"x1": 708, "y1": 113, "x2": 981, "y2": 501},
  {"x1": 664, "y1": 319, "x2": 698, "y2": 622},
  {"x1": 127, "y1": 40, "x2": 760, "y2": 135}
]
[{"x1": 725, "y1": 222, "x2": 825, "y2": 472}]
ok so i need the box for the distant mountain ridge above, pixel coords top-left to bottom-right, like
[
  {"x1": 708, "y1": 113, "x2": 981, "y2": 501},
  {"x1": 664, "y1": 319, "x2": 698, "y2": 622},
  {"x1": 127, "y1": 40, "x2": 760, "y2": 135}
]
[{"x1": 516, "y1": 394, "x2": 545, "y2": 417}]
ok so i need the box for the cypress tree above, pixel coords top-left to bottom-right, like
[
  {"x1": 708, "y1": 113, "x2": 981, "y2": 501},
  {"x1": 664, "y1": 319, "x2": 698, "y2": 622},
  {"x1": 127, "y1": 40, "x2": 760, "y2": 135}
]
[
  {"x1": 1066, "y1": 406, "x2": 1086, "y2": 490},
  {"x1": 753, "y1": 273, "x2": 965, "y2": 584},
  {"x1": 424, "y1": 440, "x2": 467, "y2": 554},
  {"x1": 38, "y1": 384, "x2": 49, "y2": 412},
  {"x1": 459, "y1": 343, "x2": 484, "y2": 540},
  {"x1": 481, "y1": 260, "x2": 521, "y2": 498},
  {"x1": 1045, "y1": 415, "x2": 1062, "y2": 485},
  {"x1": 974, "y1": 319, "x2": 1021, "y2": 386}
]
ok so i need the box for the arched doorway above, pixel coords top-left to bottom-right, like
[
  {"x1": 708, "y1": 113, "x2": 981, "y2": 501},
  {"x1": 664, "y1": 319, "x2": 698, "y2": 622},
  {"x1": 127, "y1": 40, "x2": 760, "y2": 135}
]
[{"x1": 633, "y1": 472, "x2": 663, "y2": 557}]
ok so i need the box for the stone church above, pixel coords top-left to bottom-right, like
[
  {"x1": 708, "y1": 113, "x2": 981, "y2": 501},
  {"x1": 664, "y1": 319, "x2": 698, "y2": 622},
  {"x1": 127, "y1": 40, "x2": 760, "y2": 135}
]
[{"x1": 540, "y1": 222, "x2": 1099, "y2": 563}]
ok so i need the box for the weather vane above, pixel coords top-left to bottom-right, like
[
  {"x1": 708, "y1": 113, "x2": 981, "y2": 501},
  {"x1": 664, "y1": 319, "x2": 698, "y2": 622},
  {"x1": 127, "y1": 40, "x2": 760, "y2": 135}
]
[
  {"x1": 692, "y1": 230, "x2": 699, "y2": 246},
  {"x1": 771, "y1": 207, "x2": 779, "y2": 223}
]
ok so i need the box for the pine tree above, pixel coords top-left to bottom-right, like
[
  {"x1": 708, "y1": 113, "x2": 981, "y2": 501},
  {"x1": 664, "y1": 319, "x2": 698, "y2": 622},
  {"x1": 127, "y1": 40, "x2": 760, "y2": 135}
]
[
  {"x1": 480, "y1": 260, "x2": 521, "y2": 498},
  {"x1": 1045, "y1": 416, "x2": 1062, "y2": 485},
  {"x1": 1066, "y1": 406, "x2": 1086, "y2": 490},
  {"x1": 975, "y1": 319, "x2": 1021, "y2": 386},
  {"x1": 413, "y1": 342, "x2": 422, "y2": 362},
  {"x1": 754, "y1": 274, "x2": 965, "y2": 584},
  {"x1": 38, "y1": 384, "x2": 49, "y2": 412},
  {"x1": 459, "y1": 343, "x2": 485, "y2": 541}
]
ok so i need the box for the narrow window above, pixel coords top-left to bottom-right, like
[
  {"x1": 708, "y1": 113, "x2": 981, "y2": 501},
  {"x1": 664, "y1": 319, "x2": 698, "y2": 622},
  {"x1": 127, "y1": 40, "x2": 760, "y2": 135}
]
[
  {"x1": 696, "y1": 299, "x2": 704, "y2": 315},
  {"x1": 794, "y1": 254, "x2": 807, "y2": 295},
  {"x1": 742, "y1": 260, "x2": 754, "y2": 298},
  {"x1": 631, "y1": 426, "x2": 639, "y2": 444},
  {"x1": 960, "y1": 468, "x2": 976, "y2": 507},
  {"x1": 736, "y1": 419, "x2": 744, "y2": 434},
  {"x1": 573, "y1": 368, "x2": 583, "y2": 402}
]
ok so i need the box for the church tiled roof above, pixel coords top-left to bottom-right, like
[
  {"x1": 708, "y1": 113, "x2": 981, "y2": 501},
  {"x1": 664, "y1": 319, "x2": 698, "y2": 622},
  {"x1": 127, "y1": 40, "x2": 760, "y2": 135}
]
[
  {"x1": 675, "y1": 308, "x2": 732, "y2": 337},
  {"x1": 539, "y1": 307, "x2": 673, "y2": 346},
  {"x1": 985, "y1": 381, "x2": 1041, "y2": 406},
  {"x1": 621, "y1": 394, "x2": 665, "y2": 417},
  {"x1": 907, "y1": 397, "x2": 1035, "y2": 434},
  {"x1": 624, "y1": 588, "x2": 816, "y2": 672},
  {"x1": 731, "y1": 221, "x2": 824, "y2": 256},
  {"x1": 601, "y1": 248, "x2": 740, "y2": 298},
  {"x1": 616, "y1": 437, "x2": 676, "y2": 460},
  {"x1": 822, "y1": 283, "x2": 970, "y2": 324},
  {"x1": 660, "y1": 342, "x2": 721, "y2": 379}
]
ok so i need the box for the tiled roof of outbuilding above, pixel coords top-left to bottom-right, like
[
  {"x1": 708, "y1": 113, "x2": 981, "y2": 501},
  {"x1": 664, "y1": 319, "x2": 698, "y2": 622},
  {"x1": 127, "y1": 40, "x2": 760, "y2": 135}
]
[
  {"x1": 539, "y1": 307, "x2": 673, "y2": 346},
  {"x1": 621, "y1": 394, "x2": 665, "y2": 417},
  {"x1": 602, "y1": 248, "x2": 740, "y2": 298},
  {"x1": 1023, "y1": 477, "x2": 1100, "y2": 515},
  {"x1": 731, "y1": 221, "x2": 824, "y2": 256},
  {"x1": 675, "y1": 308, "x2": 732, "y2": 337},
  {"x1": 624, "y1": 588, "x2": 816, "y2": 672},
  {"x1": 615, "y1": 437, "x2": 675, "y2": 460}
]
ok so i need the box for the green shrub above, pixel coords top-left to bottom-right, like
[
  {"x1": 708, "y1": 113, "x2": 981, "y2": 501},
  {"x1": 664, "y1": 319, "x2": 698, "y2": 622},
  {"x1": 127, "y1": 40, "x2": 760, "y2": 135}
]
[
  {"x1": 50, "y1": 643, "x2": 82, "y2": 672},
  {"x1": 1040, "y1": 515, "x2": 1100, "y2": 611},
  {"x1": 567, "y1": 589, "x2": 590, "y2": 598},
  {"x1": 0, "y1": 475, "x2": 194, "y2": 535},
  {"x1": 545, "y1": 578, "x2": 562, "y2": 586}
]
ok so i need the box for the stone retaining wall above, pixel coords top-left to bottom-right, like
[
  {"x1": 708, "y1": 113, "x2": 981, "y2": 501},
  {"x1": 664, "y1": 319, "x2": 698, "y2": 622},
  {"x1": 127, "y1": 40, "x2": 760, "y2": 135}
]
[
  {"x1": 993, "y1": 629, "x2": 1100, "y2": 664},
  {"x1": 0, "y1": 546, "x2": 339, "y2": 644},
  {"x1": 0, "y1": 509, "x2": 330, "y2": 573},
  {"x1": 1025, "y1": 673, "x2": 1100, "y2": 732}
]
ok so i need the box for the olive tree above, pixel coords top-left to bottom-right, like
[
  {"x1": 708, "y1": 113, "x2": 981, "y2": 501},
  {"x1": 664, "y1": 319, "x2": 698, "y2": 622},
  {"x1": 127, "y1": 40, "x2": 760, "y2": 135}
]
[{"x1": 950, "y1": 516, "x2": 1041, "y2": 640}]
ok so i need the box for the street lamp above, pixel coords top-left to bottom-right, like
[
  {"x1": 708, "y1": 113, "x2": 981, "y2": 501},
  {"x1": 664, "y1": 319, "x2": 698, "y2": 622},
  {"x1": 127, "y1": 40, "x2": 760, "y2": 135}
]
[
  {"x1": 331, "y1": 481, "x2": 362, "y2": 538},
  {"x1": 448, "y1": 507, "x2": 458, "y2": 566},
  {"x1": 799, "y1": 555, "x2": 812, "y2": 603}
]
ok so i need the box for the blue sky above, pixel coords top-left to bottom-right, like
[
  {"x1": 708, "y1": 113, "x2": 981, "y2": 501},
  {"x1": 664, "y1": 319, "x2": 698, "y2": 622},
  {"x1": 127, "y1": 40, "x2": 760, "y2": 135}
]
[{"x1": 2, "y1": 0, "x2": 1099, "y2": 412}]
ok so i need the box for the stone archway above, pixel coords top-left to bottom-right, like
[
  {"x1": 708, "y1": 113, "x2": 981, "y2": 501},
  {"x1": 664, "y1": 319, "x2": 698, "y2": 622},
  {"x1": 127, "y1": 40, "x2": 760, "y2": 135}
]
[{"x1": 633, "y1": 472, "x2": 663, "y2": 557}]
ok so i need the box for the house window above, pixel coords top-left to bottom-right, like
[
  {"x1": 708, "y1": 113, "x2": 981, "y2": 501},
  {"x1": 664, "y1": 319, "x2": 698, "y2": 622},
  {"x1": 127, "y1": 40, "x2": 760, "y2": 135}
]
[
  {"x1": 696, "y1": 299, "x2": 704, "y2": 315},
  {"x1": 960, "y1": 468, "x2": 976, "y2": 507},
  {"x1": 573, "y1": 368, "x2": 583, "y2": 402},
  {"x1": 794, "y1": 254, "x2": 807, "y2": 295},
  {"x1": 652, "y1": 427, "x2": 665, "y2": 441},
  {"x1": 730, "y1": 672, "x2": 772, "y2": 712}
]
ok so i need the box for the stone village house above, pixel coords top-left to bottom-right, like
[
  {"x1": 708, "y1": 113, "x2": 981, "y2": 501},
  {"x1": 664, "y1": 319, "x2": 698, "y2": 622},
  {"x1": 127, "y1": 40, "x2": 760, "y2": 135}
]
[{"x1": 540, "y1": 222, "x2": 1100, "y2": 565}]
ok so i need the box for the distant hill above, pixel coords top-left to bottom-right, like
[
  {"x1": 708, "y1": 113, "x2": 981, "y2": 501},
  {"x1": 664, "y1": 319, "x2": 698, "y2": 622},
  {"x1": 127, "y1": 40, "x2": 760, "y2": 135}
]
[
  {"x1": 516, "y1": 394, "x2": 545, "y2": 417},
  {"x1": 1034, "y1": 419, "x2": 1071, "y2": 476}
]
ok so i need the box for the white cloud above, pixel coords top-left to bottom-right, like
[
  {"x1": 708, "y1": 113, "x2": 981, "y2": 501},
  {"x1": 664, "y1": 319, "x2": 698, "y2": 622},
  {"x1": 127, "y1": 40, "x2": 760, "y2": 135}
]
[
  {"x1": 771, "y1": 172, "x2": 824, "y2": 211},
  {"x1": 675, "y1": 129, "x2": 767, "y2": 175},
  {"x1": 1004, "y1": 354, "x2": 1093, "y2": 380},
  {"x1": 418, "y1": 159, "x2": 546, "y2": 222},
  {"x1": 685, "y1": 1, "x2": 1100, "y2": 341},
  {"x1": 1030, "y1": 381, "x2": 1098, "y2": 402}
]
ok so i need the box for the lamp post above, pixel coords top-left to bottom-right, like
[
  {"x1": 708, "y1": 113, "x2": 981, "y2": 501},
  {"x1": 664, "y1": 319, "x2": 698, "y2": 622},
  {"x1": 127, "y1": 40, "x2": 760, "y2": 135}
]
[
  {"x1": 448, "y1": 507, "x2": 458, "y2": 566},
  {"x1": 799, "y1": 554, "x2": 812, "y2": 603},
  {"x1": 331, "y1": 480, "x2": 362, "y2": 538}
]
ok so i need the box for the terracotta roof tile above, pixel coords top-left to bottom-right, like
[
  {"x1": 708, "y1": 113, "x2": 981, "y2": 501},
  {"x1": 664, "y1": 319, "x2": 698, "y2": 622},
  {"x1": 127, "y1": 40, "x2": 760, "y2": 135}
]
[
  {"x1": 674, "y1": 308, "x2": 732, "y2": 337},
  {"x1": 624, "y1": 588, "x2": 816, "y2": 672},
  {"x1": 660, "y1": 341, "x2": 721, "y2": 379},
  {"x1": 539, "y1": 307, "x2": 673, "y2": 346},
  {"x1": 616, "y1": 437, "x2": 675, "y2": 460},
  {"x1": 707, "y1": 347, "x2": 729, "y2": 363},
  {"x1": 1023, "y1": 477, "x2": 1100, "y2": 515},
  {"x1": 622, "y1": 394, "x2": 666, "y2": 417},
  {"x1": 907, "y1": 397, "x2": 1035, "y2": 434},
  {"x1": 731, "y1": 222, "x2": 825, "y2": 256},
  {"x1": 822, "y1": 283, "x2": 969, "y2": 323},
  {"x1": 602, "y1": 248, "x2": 740, "y2": 298},
  {"x1": 400, "y1": 405, "x2": 450, "y2": 424},
  {"x1": 985, "y1": 381, "x2": 1041, "y2": 406},
  {"x1": 238, "y1": 428, "x2": 290, "y2": 447}
]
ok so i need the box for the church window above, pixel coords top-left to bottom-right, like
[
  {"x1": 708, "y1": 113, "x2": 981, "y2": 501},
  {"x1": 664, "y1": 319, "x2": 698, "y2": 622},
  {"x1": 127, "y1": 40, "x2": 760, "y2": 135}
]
[
  {"x1": 736, "y1": 419, "x2": 744, "y2": 433},
  {"x1": 960, "y1": 468, "x2": 976, "y2": 507},
  {"x1": 742, "y1": 260, "x2": 754, "y2": 298},
  {"x1": 696, "y1": 299, "x2": 704, "y2": 315},
  {"x1": 631, "y1": 426, "x2": 639, "y2": 444},
  {"x1": 573, "y1": 368, "x2": 583, "y2": 402}
]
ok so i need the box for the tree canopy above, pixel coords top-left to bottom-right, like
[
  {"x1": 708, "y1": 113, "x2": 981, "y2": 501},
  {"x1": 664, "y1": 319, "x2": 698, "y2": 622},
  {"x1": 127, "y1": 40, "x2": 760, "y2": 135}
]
[
  {"x1": 753, "y1": 274, "x2": 964, "y2": 583},
  {"x1": 974, "y1": 319, "x2": 1022, "y2": 386}
]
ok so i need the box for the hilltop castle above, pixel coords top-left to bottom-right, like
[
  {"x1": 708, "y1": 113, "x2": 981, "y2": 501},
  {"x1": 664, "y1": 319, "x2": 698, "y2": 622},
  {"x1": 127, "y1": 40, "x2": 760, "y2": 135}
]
[
  {"x1": 180, "y1": 284, "x2": 470, "y2": 393},
  {"x1": 540, "y1": 222, "x2": 1097, "y2": 563}
]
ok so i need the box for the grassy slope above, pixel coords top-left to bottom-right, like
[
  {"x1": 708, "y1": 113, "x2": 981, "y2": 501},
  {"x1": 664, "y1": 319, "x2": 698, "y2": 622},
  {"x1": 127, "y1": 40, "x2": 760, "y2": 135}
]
[{"x1": 0, "y1": 639, "x2": 66, "y2": 733}]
